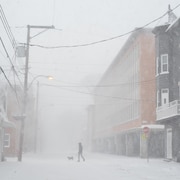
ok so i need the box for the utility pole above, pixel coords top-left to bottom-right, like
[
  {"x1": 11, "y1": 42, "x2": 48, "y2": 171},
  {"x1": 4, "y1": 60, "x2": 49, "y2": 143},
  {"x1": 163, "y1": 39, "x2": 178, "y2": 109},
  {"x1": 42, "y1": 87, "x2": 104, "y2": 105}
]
[{"x1": 18, "y1": 25, "x2": 54, "y2": 162}]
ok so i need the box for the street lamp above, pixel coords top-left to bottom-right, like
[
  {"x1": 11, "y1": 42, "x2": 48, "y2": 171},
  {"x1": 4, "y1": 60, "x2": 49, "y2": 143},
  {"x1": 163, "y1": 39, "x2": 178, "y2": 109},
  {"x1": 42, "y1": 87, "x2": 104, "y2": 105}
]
[
  {"x1": 28, "y1": 75, "x2": 53, "y2": 90},
  {"x1": 31, "y1": 76, "x2": 53, "y2": 153},
  {"x1": 18, "y1": 75, "x2": 53, "y2": 161}
]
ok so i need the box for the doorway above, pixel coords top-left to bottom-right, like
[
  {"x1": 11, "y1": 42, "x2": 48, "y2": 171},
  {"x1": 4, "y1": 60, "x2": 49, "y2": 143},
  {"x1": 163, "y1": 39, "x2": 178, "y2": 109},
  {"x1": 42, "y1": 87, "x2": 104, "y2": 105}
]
[
  {"x1": 161, "y1": 89, "x2": 169, "y2": 106},
  {"x1": 166, "y1": 128, "x2": 172, "y2": 159}
]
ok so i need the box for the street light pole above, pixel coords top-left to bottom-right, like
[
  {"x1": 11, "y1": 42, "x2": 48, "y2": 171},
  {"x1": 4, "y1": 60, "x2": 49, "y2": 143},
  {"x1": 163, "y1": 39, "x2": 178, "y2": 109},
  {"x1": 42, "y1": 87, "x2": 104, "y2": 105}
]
[
  {"x1": 18, "y1": 25, "x2": 54, "y2": 162},
  {"x1": 34, "y1": 81, "x2": 39, "y2": 153}
]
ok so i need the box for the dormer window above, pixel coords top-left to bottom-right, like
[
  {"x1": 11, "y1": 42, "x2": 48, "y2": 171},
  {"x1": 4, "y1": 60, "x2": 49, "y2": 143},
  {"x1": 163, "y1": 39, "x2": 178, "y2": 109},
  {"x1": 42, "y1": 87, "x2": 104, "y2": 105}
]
[{"x1": 161, "y1": 54, "x2": 169, "y2": 74}]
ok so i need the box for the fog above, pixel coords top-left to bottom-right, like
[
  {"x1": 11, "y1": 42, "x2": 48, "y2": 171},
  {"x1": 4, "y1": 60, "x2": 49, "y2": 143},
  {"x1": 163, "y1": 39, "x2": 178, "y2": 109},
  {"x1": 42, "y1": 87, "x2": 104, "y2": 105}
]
[
  {"x1": 1, "y1": 0, "x2": 180, "y2": 158},
  {"x1": 38, "y1": 104, "x2": 87, "y2": 153}
]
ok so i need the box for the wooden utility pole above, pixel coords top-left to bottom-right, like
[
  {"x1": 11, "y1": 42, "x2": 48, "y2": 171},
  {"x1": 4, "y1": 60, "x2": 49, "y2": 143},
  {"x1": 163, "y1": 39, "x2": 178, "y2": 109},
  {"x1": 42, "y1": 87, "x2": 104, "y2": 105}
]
[{"x1": 18, "y1": 25, "x2": 54, "y2": 161}]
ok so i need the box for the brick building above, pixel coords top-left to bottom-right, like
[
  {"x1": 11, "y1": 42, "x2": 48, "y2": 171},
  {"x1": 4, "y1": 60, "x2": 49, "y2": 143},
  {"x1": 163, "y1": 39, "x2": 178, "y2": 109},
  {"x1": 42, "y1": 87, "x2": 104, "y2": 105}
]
[{"x1": 88, "y1": 28, "x2": 164, "y2": 158}]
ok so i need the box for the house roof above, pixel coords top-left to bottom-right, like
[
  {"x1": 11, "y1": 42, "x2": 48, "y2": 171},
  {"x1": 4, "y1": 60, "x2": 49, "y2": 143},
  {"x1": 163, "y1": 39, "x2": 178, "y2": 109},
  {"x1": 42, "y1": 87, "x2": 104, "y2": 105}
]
[
  {"x1": 166, "y1": 17, "x2": 180, "y2": 32},
  {"x1": 0, "y1": 105, "x2": 16, "y2": 128},
  {"x1": 1, "y1": 119, "x2": 16, "y2": 128},
  {"x1": 0, "y1": 114, "x2": 16, "y2": 128}
]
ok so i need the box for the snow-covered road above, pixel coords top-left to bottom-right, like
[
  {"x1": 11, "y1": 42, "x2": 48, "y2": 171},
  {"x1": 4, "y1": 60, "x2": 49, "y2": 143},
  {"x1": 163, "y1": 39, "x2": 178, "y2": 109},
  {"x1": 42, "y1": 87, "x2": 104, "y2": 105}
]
[{"x1": 0, "y1": 153, "x2": 179, "y2": 180}]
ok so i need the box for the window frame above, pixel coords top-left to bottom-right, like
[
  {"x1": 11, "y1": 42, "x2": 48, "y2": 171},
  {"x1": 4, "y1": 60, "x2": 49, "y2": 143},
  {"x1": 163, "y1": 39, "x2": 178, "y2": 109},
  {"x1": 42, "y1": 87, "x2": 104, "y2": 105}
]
[
  {"x1": 160, "y1": 54, "x2": 169, "y2": 74},
  {"x1": 4, "y1": 133, "x2": 10, "y2": 148},
  {"x1": 156, "y1": 57, "x2": 159, "y2": 76},
  {"x1": 161, "y1": 88, "x2": 169, "y2": 106},
  {"x1": 157, "y1": 90, "x2": 160, "y2": 107}
]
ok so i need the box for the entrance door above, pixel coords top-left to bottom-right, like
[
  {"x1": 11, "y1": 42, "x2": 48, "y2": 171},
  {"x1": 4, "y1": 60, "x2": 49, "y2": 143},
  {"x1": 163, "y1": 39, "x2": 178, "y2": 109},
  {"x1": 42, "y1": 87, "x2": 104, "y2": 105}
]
[
  {"x1": 166, "y1": 128, "x2": 172, "y2": 159},
  {"x1": 161, "y1": 89, "x2": 169, "y2": 106}
]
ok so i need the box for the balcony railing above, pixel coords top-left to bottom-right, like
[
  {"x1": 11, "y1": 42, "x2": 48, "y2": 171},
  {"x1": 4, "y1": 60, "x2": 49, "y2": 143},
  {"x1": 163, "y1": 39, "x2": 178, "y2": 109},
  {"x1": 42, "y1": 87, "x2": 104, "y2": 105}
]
[{"x1": 156, "y1": 100, "x2": 180, "y2": 121}]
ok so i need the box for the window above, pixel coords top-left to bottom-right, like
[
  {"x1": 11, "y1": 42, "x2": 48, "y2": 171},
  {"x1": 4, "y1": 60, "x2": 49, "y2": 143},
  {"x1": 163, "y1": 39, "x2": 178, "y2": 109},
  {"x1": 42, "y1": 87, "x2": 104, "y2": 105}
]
[
  {"x1": 156, "y1": 57, "x2": 159, "y2": 75},
  {"x1": 161, "y1": 54, "x2": 168, "y2": 73},
  {"x1": 157, "y1": 90, "x2": 160, "y2": 107},
  {"x1": 161, "y1": 88, "x2": 169, "y2": 106},
  {"x1": 4, "y1": 133, "x2": 10, "y2": 148}
]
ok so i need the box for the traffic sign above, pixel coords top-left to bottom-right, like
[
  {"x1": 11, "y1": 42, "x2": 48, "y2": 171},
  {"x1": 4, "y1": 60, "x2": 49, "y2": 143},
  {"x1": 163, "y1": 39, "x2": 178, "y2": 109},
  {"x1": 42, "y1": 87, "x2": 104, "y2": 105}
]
[{"x1": 143, "y1": 126, "x2": 150, "y2": 134}]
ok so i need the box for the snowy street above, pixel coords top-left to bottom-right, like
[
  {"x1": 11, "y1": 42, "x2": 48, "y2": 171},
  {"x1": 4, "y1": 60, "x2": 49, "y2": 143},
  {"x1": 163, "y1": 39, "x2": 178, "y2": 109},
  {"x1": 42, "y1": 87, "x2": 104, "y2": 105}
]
[{"x1": 0, "y1": 153, "x2": 179, "y2": 180}]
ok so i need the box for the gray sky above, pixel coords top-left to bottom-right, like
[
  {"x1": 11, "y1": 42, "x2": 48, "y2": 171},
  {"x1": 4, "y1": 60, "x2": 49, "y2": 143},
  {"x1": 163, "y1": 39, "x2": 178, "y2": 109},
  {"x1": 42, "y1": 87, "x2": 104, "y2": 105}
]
[
  {"x1": 1, "y1": 0, "x2": 180, "y2": 152},
  {"x1": 1, "y1": 0, "x2": 180, "y2": 83}
]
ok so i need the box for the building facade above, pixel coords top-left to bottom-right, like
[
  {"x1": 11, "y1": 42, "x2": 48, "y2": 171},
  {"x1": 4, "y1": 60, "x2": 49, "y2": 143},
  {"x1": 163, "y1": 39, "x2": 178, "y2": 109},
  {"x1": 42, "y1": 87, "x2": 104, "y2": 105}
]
[
  {"x1": 0, "y1": 84, "x2": 17, "y2": 160},
  {"x1": 89, "y1": 28, "x2": 164, "y2": 158},
  {"x1": 153, "y1": 16, "x2": 180, "y2": 160}
]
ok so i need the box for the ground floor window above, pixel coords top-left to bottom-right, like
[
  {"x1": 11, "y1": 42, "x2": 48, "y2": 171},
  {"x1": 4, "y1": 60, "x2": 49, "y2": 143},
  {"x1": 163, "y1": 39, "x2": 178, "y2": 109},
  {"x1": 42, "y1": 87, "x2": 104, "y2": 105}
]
[{"x1": 4, "y1": 133, "x2": 10, "y2": 147}]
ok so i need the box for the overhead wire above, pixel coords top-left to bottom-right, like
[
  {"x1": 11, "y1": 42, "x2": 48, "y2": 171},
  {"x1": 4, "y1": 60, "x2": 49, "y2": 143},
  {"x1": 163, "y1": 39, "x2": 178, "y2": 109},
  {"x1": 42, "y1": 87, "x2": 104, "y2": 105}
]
[
  {"x1": 0, "y1": 38, "x2": 23, "y2": 110},
  {"x1": 28, "y1": 69, "x2": 155, "y2": 87},
  {"x1": 19, "y1": 3, "x2": 180, "y2": 49},
  {"x1": 10, "y1": 66, "x2": 21, "y2": 109},
  {"x1": 0, "y1": 37, "x2": 24, "y2": 88},
  {"x1": 0, "y1": 66, "x2": 21, "y2": 108},
  {"x1": 2, "y1": 3, "x2": 177, "y2": 105},
  {"x1": 0, "y1": 67, "x2": 14, "y2": 89},
  {"x1": 0, "y1": 5, "x2": 17, "y2": 49},
  {"x1": 52, "y1": 78, "x2": 155, "y2": 87},
  {"x1": 0, "y1": 5, "x2": 24, "y2": 90},
  {"x1": 41, "y1": 83, "x2": 155, "y2": 102},
  {"x1": 3, "y1": 65, "x2": 21, "y2": 109},
  {"x1": 23, "y1": 4, "x2": 180, "y2": 105}
]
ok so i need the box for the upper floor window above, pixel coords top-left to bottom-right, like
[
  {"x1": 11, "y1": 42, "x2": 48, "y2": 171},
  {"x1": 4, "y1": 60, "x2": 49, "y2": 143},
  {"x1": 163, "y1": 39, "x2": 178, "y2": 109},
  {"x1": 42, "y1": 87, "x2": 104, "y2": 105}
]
[
  {"x1": 161, "y1": 54, "x2": 168, "y2": 74},
  {"x1": 157, "y1": 90, "x2": 160, "y2": 107},
  {"x1": 156, "y1": 57, "x2": 159, "y2": 75}
]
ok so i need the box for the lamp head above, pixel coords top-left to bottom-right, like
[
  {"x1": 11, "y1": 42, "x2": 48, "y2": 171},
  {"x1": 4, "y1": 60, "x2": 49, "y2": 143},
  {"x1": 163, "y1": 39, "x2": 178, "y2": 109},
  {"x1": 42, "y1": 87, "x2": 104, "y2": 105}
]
[{"x1": 47, "y1": 76, "x2": 53, "y2": 80}]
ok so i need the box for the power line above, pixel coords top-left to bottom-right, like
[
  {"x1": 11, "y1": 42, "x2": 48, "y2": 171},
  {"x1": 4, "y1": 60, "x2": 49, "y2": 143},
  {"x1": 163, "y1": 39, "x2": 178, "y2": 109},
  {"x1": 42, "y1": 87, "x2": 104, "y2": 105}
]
[
  {"x1": 52, "y1": 79, "x2": 155, "y2": 87},
  {"x1": 28, "y1": 69, "x2": 155, "y2": 87},
  {"x1": 0, "y1": 67, "x2": 14, "y2": 89},
  {"x1": 41, "y1": 83, "x2": 155, "y2": 102},
  {"x1": 44, "y1": 76, "x2": 155, "y2": 87},
  {"x1": 0, "y1": 5, "x2": 24, "y2": 88},
  {"x1": 0, "y1": 37, "x2": 24, "y2": 87},
  {"x1": 0, "y1": 66, "x2": 21, "y2": 108},
  {"x1": 20, "y1": 4, "x2": 180, "y2": 49},
  {"x1": 0, "y1": 5, "x2": 17, "y2": 49}
]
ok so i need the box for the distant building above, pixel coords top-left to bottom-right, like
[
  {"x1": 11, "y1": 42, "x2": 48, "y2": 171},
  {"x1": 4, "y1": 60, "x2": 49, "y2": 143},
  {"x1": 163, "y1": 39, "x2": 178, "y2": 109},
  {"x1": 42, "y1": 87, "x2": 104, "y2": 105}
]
[
  {"x1": 88, "y1": 28, "x2": 164, "y2": 158},
  {"x1": 0, "y1": 84, "x2": 17, "y2": 160},
  {"x1": 153, "y1": 12, "x2": 180, "y2": 160},
  {"x1": 0, "y1": 82, "x2": 35, "y2": 159}
]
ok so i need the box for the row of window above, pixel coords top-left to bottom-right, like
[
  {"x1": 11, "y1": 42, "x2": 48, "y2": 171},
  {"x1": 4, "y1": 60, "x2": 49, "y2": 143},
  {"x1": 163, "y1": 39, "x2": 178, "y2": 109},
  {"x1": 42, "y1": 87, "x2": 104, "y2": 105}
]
[{"x1": 156, "y1": 54, "x2": 169, "y2": 75}]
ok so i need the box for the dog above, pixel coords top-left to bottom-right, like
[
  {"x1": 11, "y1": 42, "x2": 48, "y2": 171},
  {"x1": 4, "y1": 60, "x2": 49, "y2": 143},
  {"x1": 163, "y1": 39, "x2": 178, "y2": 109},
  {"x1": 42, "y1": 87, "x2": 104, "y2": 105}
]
[{"x1": 67, "y1": 156, "x2": 74, "y2": 160}]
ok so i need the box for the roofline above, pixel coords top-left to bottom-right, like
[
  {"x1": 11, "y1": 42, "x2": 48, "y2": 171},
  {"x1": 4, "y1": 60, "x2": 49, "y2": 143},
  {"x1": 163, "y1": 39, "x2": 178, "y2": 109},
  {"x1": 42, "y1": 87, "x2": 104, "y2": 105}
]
[{"x1": 95, "y1": 28, "x2": 153, "y2": 89}]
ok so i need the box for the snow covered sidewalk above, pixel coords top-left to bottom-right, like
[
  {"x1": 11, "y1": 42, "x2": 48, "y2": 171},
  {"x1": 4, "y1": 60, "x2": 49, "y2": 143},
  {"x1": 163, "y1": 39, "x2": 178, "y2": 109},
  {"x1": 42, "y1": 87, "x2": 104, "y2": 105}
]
[{"x1": 0, "y1": 153, "x2": 179, "y2": 180}]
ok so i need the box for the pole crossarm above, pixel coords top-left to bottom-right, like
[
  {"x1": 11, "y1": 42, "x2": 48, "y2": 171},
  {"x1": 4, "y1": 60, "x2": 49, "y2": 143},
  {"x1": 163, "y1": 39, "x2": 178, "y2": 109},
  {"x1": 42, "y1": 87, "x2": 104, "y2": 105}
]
[
  {"x1": 29, "y1": 25, "x2": 55, "y2": 40},
  {"x1": 28, "y1": 25, "x2": 54, "y2": 29}
]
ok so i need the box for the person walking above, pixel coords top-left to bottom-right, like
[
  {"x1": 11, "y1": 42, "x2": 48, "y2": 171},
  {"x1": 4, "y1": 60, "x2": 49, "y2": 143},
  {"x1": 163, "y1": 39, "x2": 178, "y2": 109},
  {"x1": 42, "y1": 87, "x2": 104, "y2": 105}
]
[{"x1": 78, "y1": 142, "x2": 85, "y2": 162}]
